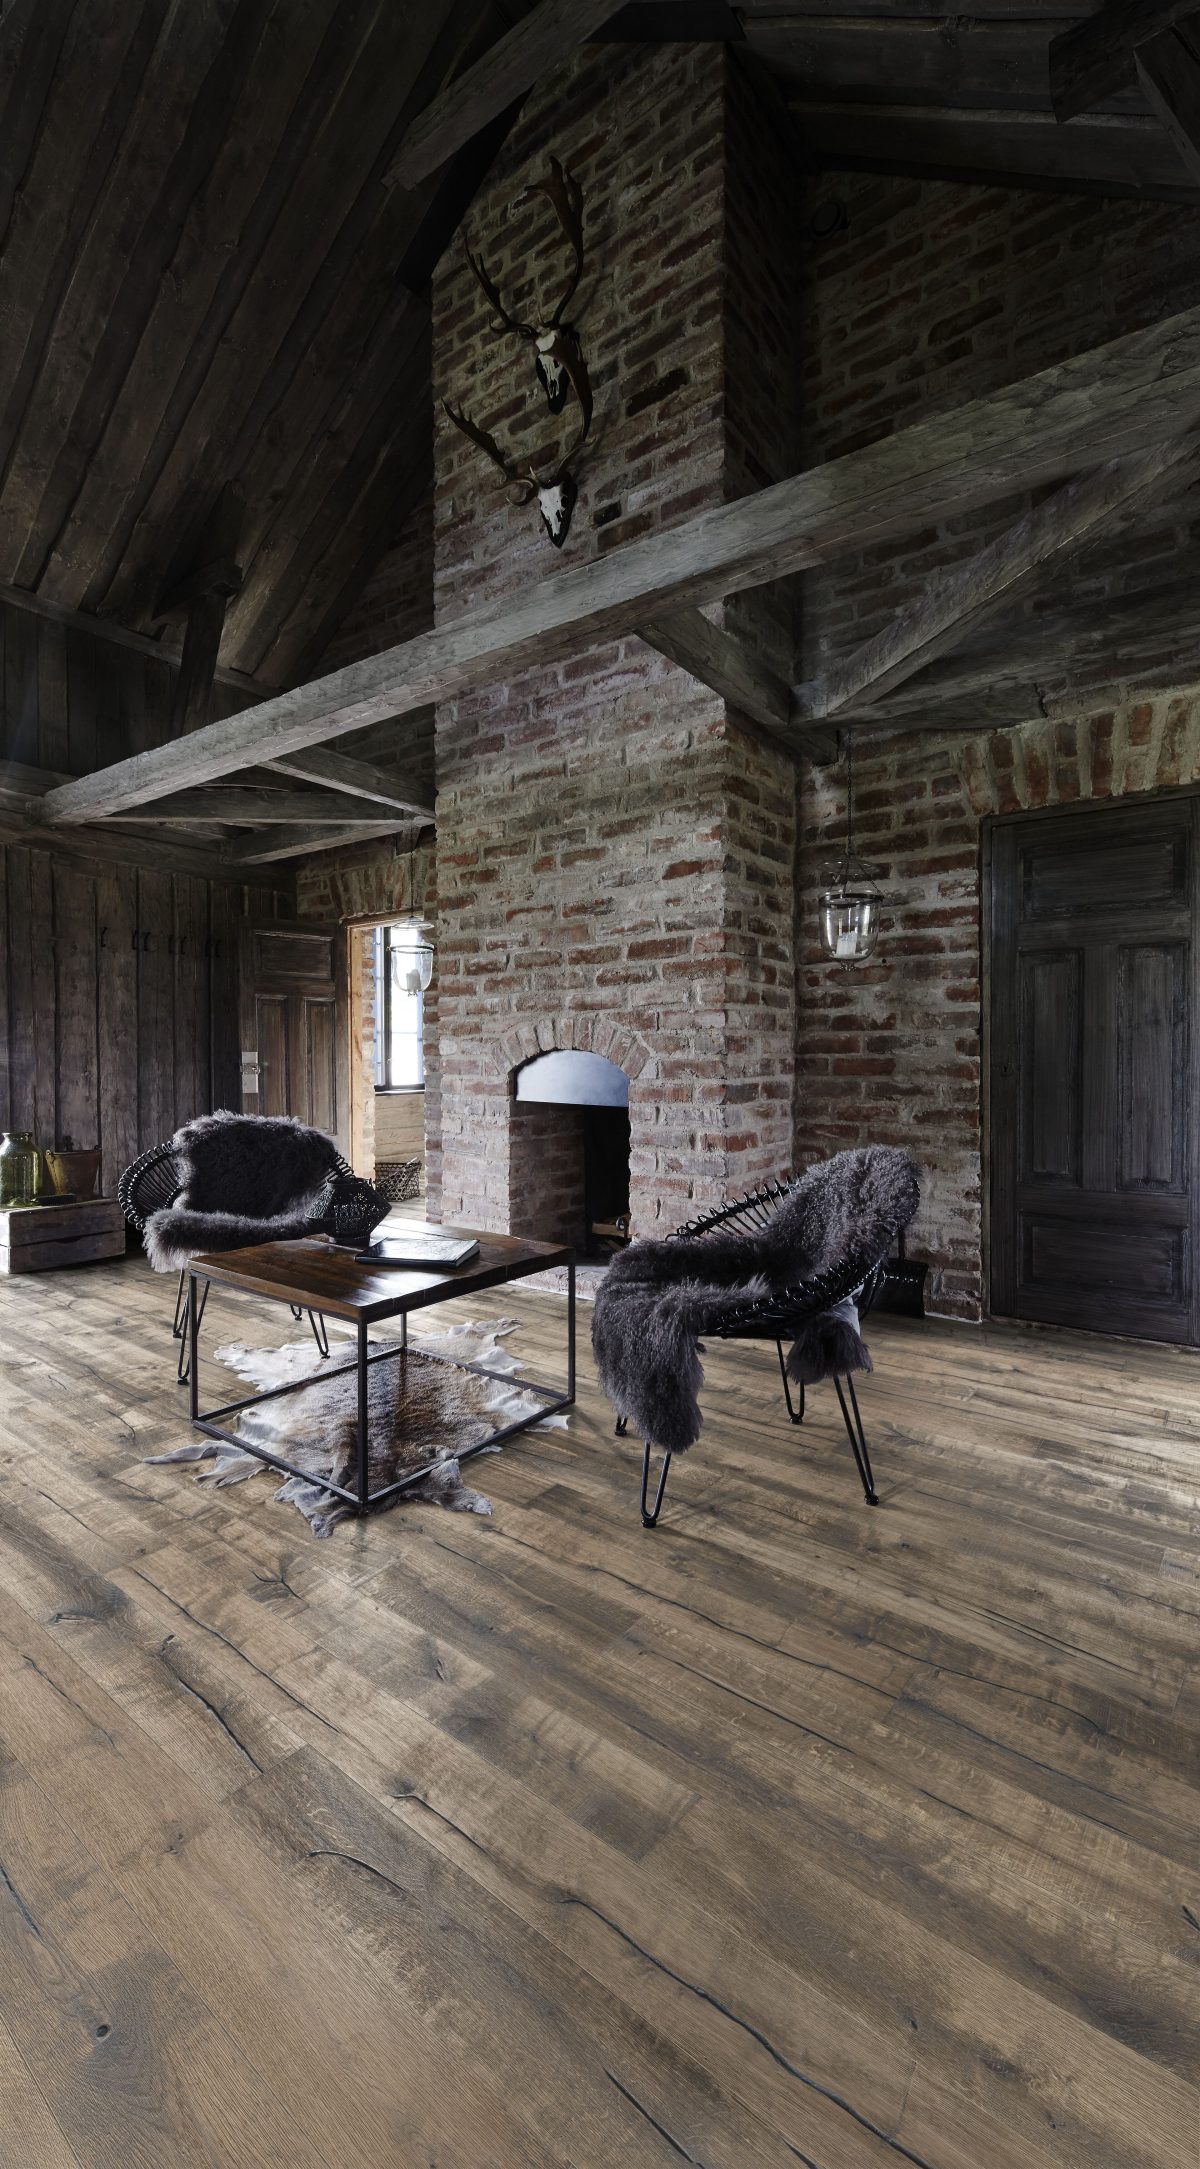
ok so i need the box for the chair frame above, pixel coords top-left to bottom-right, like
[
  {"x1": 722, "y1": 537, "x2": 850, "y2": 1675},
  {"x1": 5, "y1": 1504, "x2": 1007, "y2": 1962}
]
[
  {"x1": 117, "y1": 1138, "x2": 352, "y2": 1382},
  {"x1": 615, "y1": 1174, "x2": 890, "y2": 1528}
]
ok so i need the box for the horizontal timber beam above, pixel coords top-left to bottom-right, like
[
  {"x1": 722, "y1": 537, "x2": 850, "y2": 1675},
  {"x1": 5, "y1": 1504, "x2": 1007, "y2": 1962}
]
[
  {"x1": 225, "y1": 818, "x2": 429, "y2": 865},
  {"x1": 264, "y1": 745, "x2": 434, "y2": 816},
  {"x1": 123, "y1": 789, "x2": 397, "y2": 825},
  {"x1": 795, "y1": 435, "x2": 1196, "y2": 723},
  {"x1": 38, "y1": 297, "x2": 1200, "y2": 824},
  {"x1": 1050, "y1": 0, "x2": 1197, "y2": 122},
  {"x1": 386, "y1": 0, "x2": 624, "y2": 190}
]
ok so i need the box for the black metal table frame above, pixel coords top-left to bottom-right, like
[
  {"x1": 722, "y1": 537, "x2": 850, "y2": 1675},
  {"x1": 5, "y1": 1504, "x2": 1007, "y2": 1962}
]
[{"x1": 186, "y1": 1260, "x2": 576, "y2": 1515}]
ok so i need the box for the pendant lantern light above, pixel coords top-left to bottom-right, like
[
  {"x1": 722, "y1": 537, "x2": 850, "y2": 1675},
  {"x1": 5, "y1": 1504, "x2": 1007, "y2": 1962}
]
[{"x1": 818, "y1": 734, "x2": 885, "y2": 965}]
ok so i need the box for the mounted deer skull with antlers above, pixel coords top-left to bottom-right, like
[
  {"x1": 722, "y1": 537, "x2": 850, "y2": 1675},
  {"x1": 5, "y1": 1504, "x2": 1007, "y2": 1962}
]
[
  {"x1": 443, "y1": 366, "x2": 592, "y2": 547},
  {"x1": 466, "y1": 156, "x2": 585, "y2": 415},
  {"x1": 445, "y1": 155, "x2": 594, "y2": 547}
]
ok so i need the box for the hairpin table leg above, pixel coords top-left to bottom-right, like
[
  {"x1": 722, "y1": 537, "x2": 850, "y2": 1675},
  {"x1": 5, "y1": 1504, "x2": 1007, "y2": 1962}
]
[{"x1": 640, "y1": 1441, "x2": 672, "y2": 1528}]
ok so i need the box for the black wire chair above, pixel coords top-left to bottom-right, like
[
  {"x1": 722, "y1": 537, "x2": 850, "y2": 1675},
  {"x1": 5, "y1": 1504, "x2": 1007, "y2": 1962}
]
[
  {"x1": 614, "y1": 1175, "x2": 889, "y2": 1528},
  {"x1": 117, "y1": 1139, "x2": 369, "y2": 1383}
]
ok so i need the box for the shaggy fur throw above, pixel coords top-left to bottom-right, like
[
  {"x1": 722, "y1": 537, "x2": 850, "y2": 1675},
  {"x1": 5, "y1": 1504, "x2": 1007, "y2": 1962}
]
[
  {"x1": 144, "y1": 1110, "x2": 340, "y2": 1273},
  {"x1": 592, "y1": 1145, "x2": 920, "y2": 1455}
]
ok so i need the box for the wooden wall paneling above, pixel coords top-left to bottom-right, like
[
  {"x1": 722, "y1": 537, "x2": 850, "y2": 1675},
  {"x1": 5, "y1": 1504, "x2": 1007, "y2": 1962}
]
[
  {"x1": 36, "y1": 615, "x2": 69, "y2": 771},
  {"x1": 65, "y1": 624, "x2": 98, "y2": 776},
  {"x1": 171, "y1": 874, "x2": 208, "y2": 1130},
  {"x1": 208, "y1": 880, "x2": 241, "y2": 1113},
  {"x1": 95, "y1": 859, "x2": 139, "y2": 1195},
  {"x1": 28, "y1": 849, "x2": 55, "y2": 1149},
  {"x1": 136, "y1": 868, "x2": 174, "y2": 1149},
  {"x1": 4, "y1": 847, "x2": 37, "y2": 1134},
  {"x1": 0, "y1": 846, "x2": 9, "y2": 1130},
  {"x1": 3, "y1": 601, "x2": 37, "y2": 764},
  {"x1": 53, "y1": 858, "x2": 99, "y2": 1155}
]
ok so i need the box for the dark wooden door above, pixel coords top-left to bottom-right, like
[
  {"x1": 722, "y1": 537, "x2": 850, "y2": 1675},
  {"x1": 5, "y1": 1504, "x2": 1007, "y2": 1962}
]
[
  {"x1": 990, "y1": 797, "x2": 1200, "y2": 1342},
  {"x1": 238, "y1": 918, "x2": 347, "y2": 1149}
]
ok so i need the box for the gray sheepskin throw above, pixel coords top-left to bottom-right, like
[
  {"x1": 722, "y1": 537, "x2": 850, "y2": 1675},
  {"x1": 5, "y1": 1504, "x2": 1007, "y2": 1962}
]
[
  {"x1": 144, "y1": 1110, "x2": 339, "y2": 1273},
  {"x1": 592, "y1": 1145, "x2": 919, "y2": 1455}
]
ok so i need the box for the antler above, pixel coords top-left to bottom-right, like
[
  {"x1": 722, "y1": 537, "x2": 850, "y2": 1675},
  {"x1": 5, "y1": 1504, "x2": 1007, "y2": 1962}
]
[
  {"x1": 442, "y1": 401, "x2": 536, "y2": 503},
  {"x1": 519, "y1": 155, "x2": 584, "y2": 326},
  {"x1": 463, "y1": 244, "x2": 534, "y2": 341}
]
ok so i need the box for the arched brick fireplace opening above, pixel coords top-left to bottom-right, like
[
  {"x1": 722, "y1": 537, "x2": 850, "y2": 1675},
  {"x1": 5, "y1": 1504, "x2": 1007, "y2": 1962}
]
[{"x1": 508, "y1": 1048, "x2": 631, "y2": 1257}]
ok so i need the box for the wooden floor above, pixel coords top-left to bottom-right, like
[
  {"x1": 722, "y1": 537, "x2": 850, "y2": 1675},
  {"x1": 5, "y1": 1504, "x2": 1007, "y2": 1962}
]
[{"x1": 0, "y1": 1256, "x2": 1197, "y2": 2169}]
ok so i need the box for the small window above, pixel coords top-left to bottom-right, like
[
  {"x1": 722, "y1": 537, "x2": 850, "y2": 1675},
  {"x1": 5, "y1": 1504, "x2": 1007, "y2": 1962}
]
[{"x1": 373, "y1": 923, "x2": 426, "y2": 1090}]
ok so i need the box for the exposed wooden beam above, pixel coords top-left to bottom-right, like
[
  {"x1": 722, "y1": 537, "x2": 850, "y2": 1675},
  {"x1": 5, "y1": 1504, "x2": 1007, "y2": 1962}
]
[
  {"x1": 154, "y1": 486, "x2": 246, "y2": 739},
  {"x1": 0, "y1": 580, "x2": 267, "y2": 696},
  {"x1": 386, "y1": 0, "x2": 625, "y2": 191},
  {"x1": 123, "y1": 789, "x2": 400, "y2": 825},
  {"x1": 1049, "y1": 0, "x2": 1196, "y2": 122},
  {"x1": 38, "y1": 297, "x2": 1200, "y2": 824},
  {"x1": 1136, "y1": 20, "x2": 1200, "y2": 190},
  {"x1": 795, "y1": 436, "x2": 1195, "y2": 722},
  {"x1": 639, "y1": 606, "x2": 837, "y2": 759},
  {"x1": 226, "y1": 819, "x2": 428, "y2": 866},
  {"x1": 264, "y1": 745, "x2": 435, "y2": 816},
  {"x1": 791, "y1": 100, "x2": 1199, "y2": 203}
]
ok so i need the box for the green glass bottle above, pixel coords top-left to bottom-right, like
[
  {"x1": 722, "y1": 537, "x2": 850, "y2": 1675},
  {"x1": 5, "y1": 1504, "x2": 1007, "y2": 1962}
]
[{"x1": 0, "y1": 1132, "x2": 41, "y2": 1207}]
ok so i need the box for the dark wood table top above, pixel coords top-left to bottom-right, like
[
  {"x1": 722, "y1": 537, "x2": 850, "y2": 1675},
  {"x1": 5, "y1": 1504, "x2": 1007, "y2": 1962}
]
[{"x1": 189, "y1": 1227, "x2": 573, "y2": 1323}]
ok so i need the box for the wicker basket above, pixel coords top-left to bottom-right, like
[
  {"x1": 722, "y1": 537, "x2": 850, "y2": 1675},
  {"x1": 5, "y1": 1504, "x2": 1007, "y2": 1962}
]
[{"x1": 376, "y1": 1157, "x2": 422, "y2": 1204}]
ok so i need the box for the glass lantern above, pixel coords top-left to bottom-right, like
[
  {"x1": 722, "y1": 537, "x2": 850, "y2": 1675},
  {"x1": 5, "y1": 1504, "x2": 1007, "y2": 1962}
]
[
  {"x1": 390, "y1": 922, "x2": 434, "y2": 998},
  {"x1": 819, "y1": 855, "x2": 883, "y2": 964}
]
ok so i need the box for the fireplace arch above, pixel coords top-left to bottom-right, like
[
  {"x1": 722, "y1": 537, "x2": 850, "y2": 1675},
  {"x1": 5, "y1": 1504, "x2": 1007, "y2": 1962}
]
[{"x1": 508, "y1": 1047, "x2": 632, "y2": 1256}]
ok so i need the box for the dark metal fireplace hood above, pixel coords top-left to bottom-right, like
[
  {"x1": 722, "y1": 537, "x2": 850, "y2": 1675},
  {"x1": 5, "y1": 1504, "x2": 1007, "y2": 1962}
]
[{"x1": 514, "y1": 1050, "x2": 629, "y2": 1108}]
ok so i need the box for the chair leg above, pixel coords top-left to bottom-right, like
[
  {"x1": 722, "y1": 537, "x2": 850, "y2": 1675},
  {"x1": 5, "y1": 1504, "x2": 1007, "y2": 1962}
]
[
  {"x1": 307, "y1": 1309, "x2": 330, "y2": 1359},
  {"x1": 833, "y1": 1373, "x2": 878, "y2": 1504},
  {"x1": 776, "y1": 1340, "x2": 805, "y2": 1425},
  {"x1": 172, "y1": 1268, "x2": 188, "y2": 1340},
  {"x1": 640, "y1": 1441, "x2": 672, "y2": 1528},
  {"x1": 614, "y1": 1414, "x2": 628, "y2": 1437},
  {"x1": 177, "y1": 1278, "x2": 209, "y2": 1386}
]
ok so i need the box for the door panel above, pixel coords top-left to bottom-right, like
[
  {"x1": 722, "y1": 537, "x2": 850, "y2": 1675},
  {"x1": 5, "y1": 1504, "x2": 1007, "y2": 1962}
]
[
  {"x1": 238, "y1": 917, "x2": 346, "y2": 1147},
  {"x1": 991, "y1": 798, "x2": 1198, "y2": 1343}
]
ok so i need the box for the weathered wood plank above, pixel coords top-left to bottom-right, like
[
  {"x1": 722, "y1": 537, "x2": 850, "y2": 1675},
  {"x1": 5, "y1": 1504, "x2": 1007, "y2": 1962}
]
[
  {"x1": 52, "y1": 858, "x2": 99, "y2": 1156},
  {"x1": 96, "y1": 859, "x2": 139, "y2": 1196},
  {"x1": 227, "y1": 819, "x2": 421, "y2": 866},
  {"x1": 1049, "y1": 0, "x2": 1196, "y2": 120},
  {"x1": 791, "y1": 98, "x2": 1198, "y2": 199},
  {"x1": 264, "y1": 745, "x2": 436, "y2": 816},
  {"x1": 41, "y1": 298, "x2": 1200, "y2": 820},
  {"x1": 797, "y1": 435, "x2": 1194, "y2": 721},
  {"x1": 139, "y1": 789, "x2": 399, "y2": 825},
  {"x1": 36, "y1": 616, "x2": 69, "y2": 773},
  {"x1": 136, "y1": 868, "x2": 175, "y2": 1151},
  {"x1": 1136, "y1": 21, "x2": 1200, "y2": 190},
  {"x1": 386, "y1": 0, "x2": 625, "y2": 190}
]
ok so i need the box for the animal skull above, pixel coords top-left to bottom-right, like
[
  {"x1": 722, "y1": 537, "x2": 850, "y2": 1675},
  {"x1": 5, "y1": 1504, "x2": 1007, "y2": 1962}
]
[{"x1": 536, "y1": 472, "x2": 578, "y2": 548}]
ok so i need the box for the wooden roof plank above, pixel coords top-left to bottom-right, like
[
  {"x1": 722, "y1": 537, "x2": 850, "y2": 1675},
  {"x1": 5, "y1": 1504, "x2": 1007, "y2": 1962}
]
[
  {"x1": 37, "y1": 297, "x2": 1200, "y2": 821},
  {"x1": 263, "y1": 747, "x2": 434, "y2": 815},
  {"x1": 386, "y1": 0, "x2": 626, "y2": 191}
]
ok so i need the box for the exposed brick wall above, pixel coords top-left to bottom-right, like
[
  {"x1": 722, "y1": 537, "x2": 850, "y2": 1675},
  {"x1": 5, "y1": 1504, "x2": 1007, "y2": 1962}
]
[
  {"x1": 509, "y1": 1102, "x2": 588, "y2": 1249},
  {"x1": 798, "y1": 172, "x2": 1200, "y2": 687},
  {"x1": 432, "y1": 40, "x2": 799, "y2": 1236},
  {"x1": 797, "y1": 695, "x2": 1200, "y2": 1320},
  {"x1": 794, "y1": 166, "x2": 1200, "y2": 1320}
]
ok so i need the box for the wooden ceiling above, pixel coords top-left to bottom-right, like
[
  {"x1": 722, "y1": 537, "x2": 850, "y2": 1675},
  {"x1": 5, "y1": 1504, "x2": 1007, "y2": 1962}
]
[
  {"x1": 0, "y1": 0, "x2": 543, "y2": 693},
  {"x1": 0, "y1": 0, "x2": 1196, "y2": 817},
  {"x1": 738, "y1": 2, "x2": 1200, "y2": 203}
]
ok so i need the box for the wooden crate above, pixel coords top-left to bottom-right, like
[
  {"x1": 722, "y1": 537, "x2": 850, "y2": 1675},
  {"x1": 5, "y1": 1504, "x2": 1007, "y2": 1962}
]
[{"x1": 0, "y1": 1198, "x2": 126, "y2": 1274}]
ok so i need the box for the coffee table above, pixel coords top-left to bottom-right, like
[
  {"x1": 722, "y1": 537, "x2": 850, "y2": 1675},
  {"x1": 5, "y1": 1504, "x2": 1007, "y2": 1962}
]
[{"x1": 185, "y1": 1229, "x2": 575, "y2": 1515}]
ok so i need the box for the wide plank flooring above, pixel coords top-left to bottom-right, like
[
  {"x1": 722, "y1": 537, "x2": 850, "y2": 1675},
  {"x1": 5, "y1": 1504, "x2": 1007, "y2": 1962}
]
[{"x1": 0, "y1": 1252, "x2": 1197, "y2": 2169}]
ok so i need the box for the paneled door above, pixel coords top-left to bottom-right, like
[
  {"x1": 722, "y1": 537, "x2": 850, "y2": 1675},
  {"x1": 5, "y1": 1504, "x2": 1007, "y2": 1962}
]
[
  {"x1": 238, "y1": 918, "x2": 347, "y2": 1149},
  {"x1": 990, "y1": 797, "x2": 1199, "y2": 1343}
]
